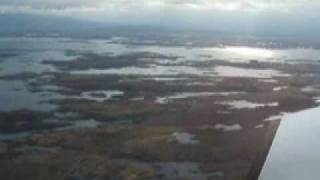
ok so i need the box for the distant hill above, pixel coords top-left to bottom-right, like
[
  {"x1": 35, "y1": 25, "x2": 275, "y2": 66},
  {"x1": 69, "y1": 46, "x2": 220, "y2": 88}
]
[
  {"x1": 0, "y1": 14, "x2": 171, "y2": 38},
  {"x1": 1, "y1": 13, "x2": 320, "y2": 48}
]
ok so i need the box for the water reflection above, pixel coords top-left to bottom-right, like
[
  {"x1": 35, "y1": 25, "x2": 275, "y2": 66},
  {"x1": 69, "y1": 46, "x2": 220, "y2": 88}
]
[
  {"x1": 1, "y1": 37, "x2": 320, "y2": 112},
  {"x1": 0, "y1": 80, "x2": 59, "y2": 111}
]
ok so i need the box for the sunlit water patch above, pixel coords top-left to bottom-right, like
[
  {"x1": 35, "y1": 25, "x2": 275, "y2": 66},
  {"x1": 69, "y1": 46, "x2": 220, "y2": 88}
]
[
  {"x1": 186, "y1": 82, "x2": 216, "y2": 86},
  {"x1": 215, "y1": 124, "x2": 243, "y2": 131},
  {"x1": 71, "y1": 65, "x2": 213, "y2": 76},
  {"x1": 171, "y1": 132, "x2": 200, "y2": 145},
  {"x1": 218, "y1": 100, "x2": 279, "y2": 109},
  {"x1": 130, "y1": 97, "x2": 145, "y2": 101},
  {"x1": 259, "y1": 79, "x2": 278, "y2": 83},
  {"x1": 202, "y1": 46, "x2": 320, "y2": 63},
  {"x1": 264, "y1": 113, "x2": 287, "y2": 122},
  {"x1": 155, "y1": 92, "x2": 244, "y2": 104},
  {"x1": 273, "y1": 86, "x2": 288, "y2": 91},
  {"x1": 142, "y1": 77, "x2": 188, "y2": 81},
  {"x1": 2, "y1": 38, "x2": 320, "y2": 67},
  {"x1": 55, "y1": 119, "x2": 101, "y2": 131},
  {"x1": 301, "y1": 86, "x2": 319, "y2": 93},
  {"x1": 71, "y1": 90, "x2": 124, "y2": 102},
  {"x1": 199, "y1": 124, "x2": 243, "y2": 131},
  {"x1": 214, "y1": 66, "x2": 290, "y2": 79},
  {"x1": 66, "y1": 64, "x2": 292, "y2": 79}
]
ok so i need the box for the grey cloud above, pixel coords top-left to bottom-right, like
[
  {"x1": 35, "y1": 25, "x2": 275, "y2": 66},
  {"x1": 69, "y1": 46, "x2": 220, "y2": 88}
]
[
  {"x1": 0, "y1": 0, "x2": 104, "y2": 9},
  {"x1": 0, "y1": 0, "x2": 313, "y2": 10},
  {"x1": 0, "y1": 0, "x2": 319, "y2": 30}
]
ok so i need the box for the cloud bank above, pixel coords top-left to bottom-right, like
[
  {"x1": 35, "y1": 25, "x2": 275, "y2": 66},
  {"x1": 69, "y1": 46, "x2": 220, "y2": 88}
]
[
  {"x1": 0, "y1": 0, "x2": 318, "y2": 35},
  {"x1": 0, "y1": 0, "x2": 317, "y2": 13}
]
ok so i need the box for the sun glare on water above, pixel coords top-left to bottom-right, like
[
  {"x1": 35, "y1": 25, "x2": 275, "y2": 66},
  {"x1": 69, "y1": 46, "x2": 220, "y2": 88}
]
[{"x1": 225, "y1": 46, "x2": 275, "y2": 58}]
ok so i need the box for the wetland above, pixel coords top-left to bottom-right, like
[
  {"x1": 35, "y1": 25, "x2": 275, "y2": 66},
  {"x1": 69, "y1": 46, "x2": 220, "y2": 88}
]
[{"x1": 1, "y1": 37, "x2": 320, "y2": 180}]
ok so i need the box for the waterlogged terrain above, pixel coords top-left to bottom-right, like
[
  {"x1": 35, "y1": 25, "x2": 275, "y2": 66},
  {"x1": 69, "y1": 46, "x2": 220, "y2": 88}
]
[{"x1": 1, "y1": 37, "x2": 320, "y2": 180}]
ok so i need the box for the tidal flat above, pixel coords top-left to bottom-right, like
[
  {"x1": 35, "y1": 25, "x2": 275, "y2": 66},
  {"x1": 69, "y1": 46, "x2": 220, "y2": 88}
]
[{"x1": 1, "y1": 37, "x2": 320, "y2": 180}]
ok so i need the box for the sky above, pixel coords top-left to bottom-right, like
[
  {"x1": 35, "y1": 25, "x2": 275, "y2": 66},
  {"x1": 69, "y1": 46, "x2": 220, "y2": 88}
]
[{"x1": 0, "y1": 0, "x2": 319, "y2": 36}]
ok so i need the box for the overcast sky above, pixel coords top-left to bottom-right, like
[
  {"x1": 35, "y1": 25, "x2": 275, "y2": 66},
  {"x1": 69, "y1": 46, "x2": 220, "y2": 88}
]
[{"x1": 0, "y1": 0, "x2": 319, "y2": 35}]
